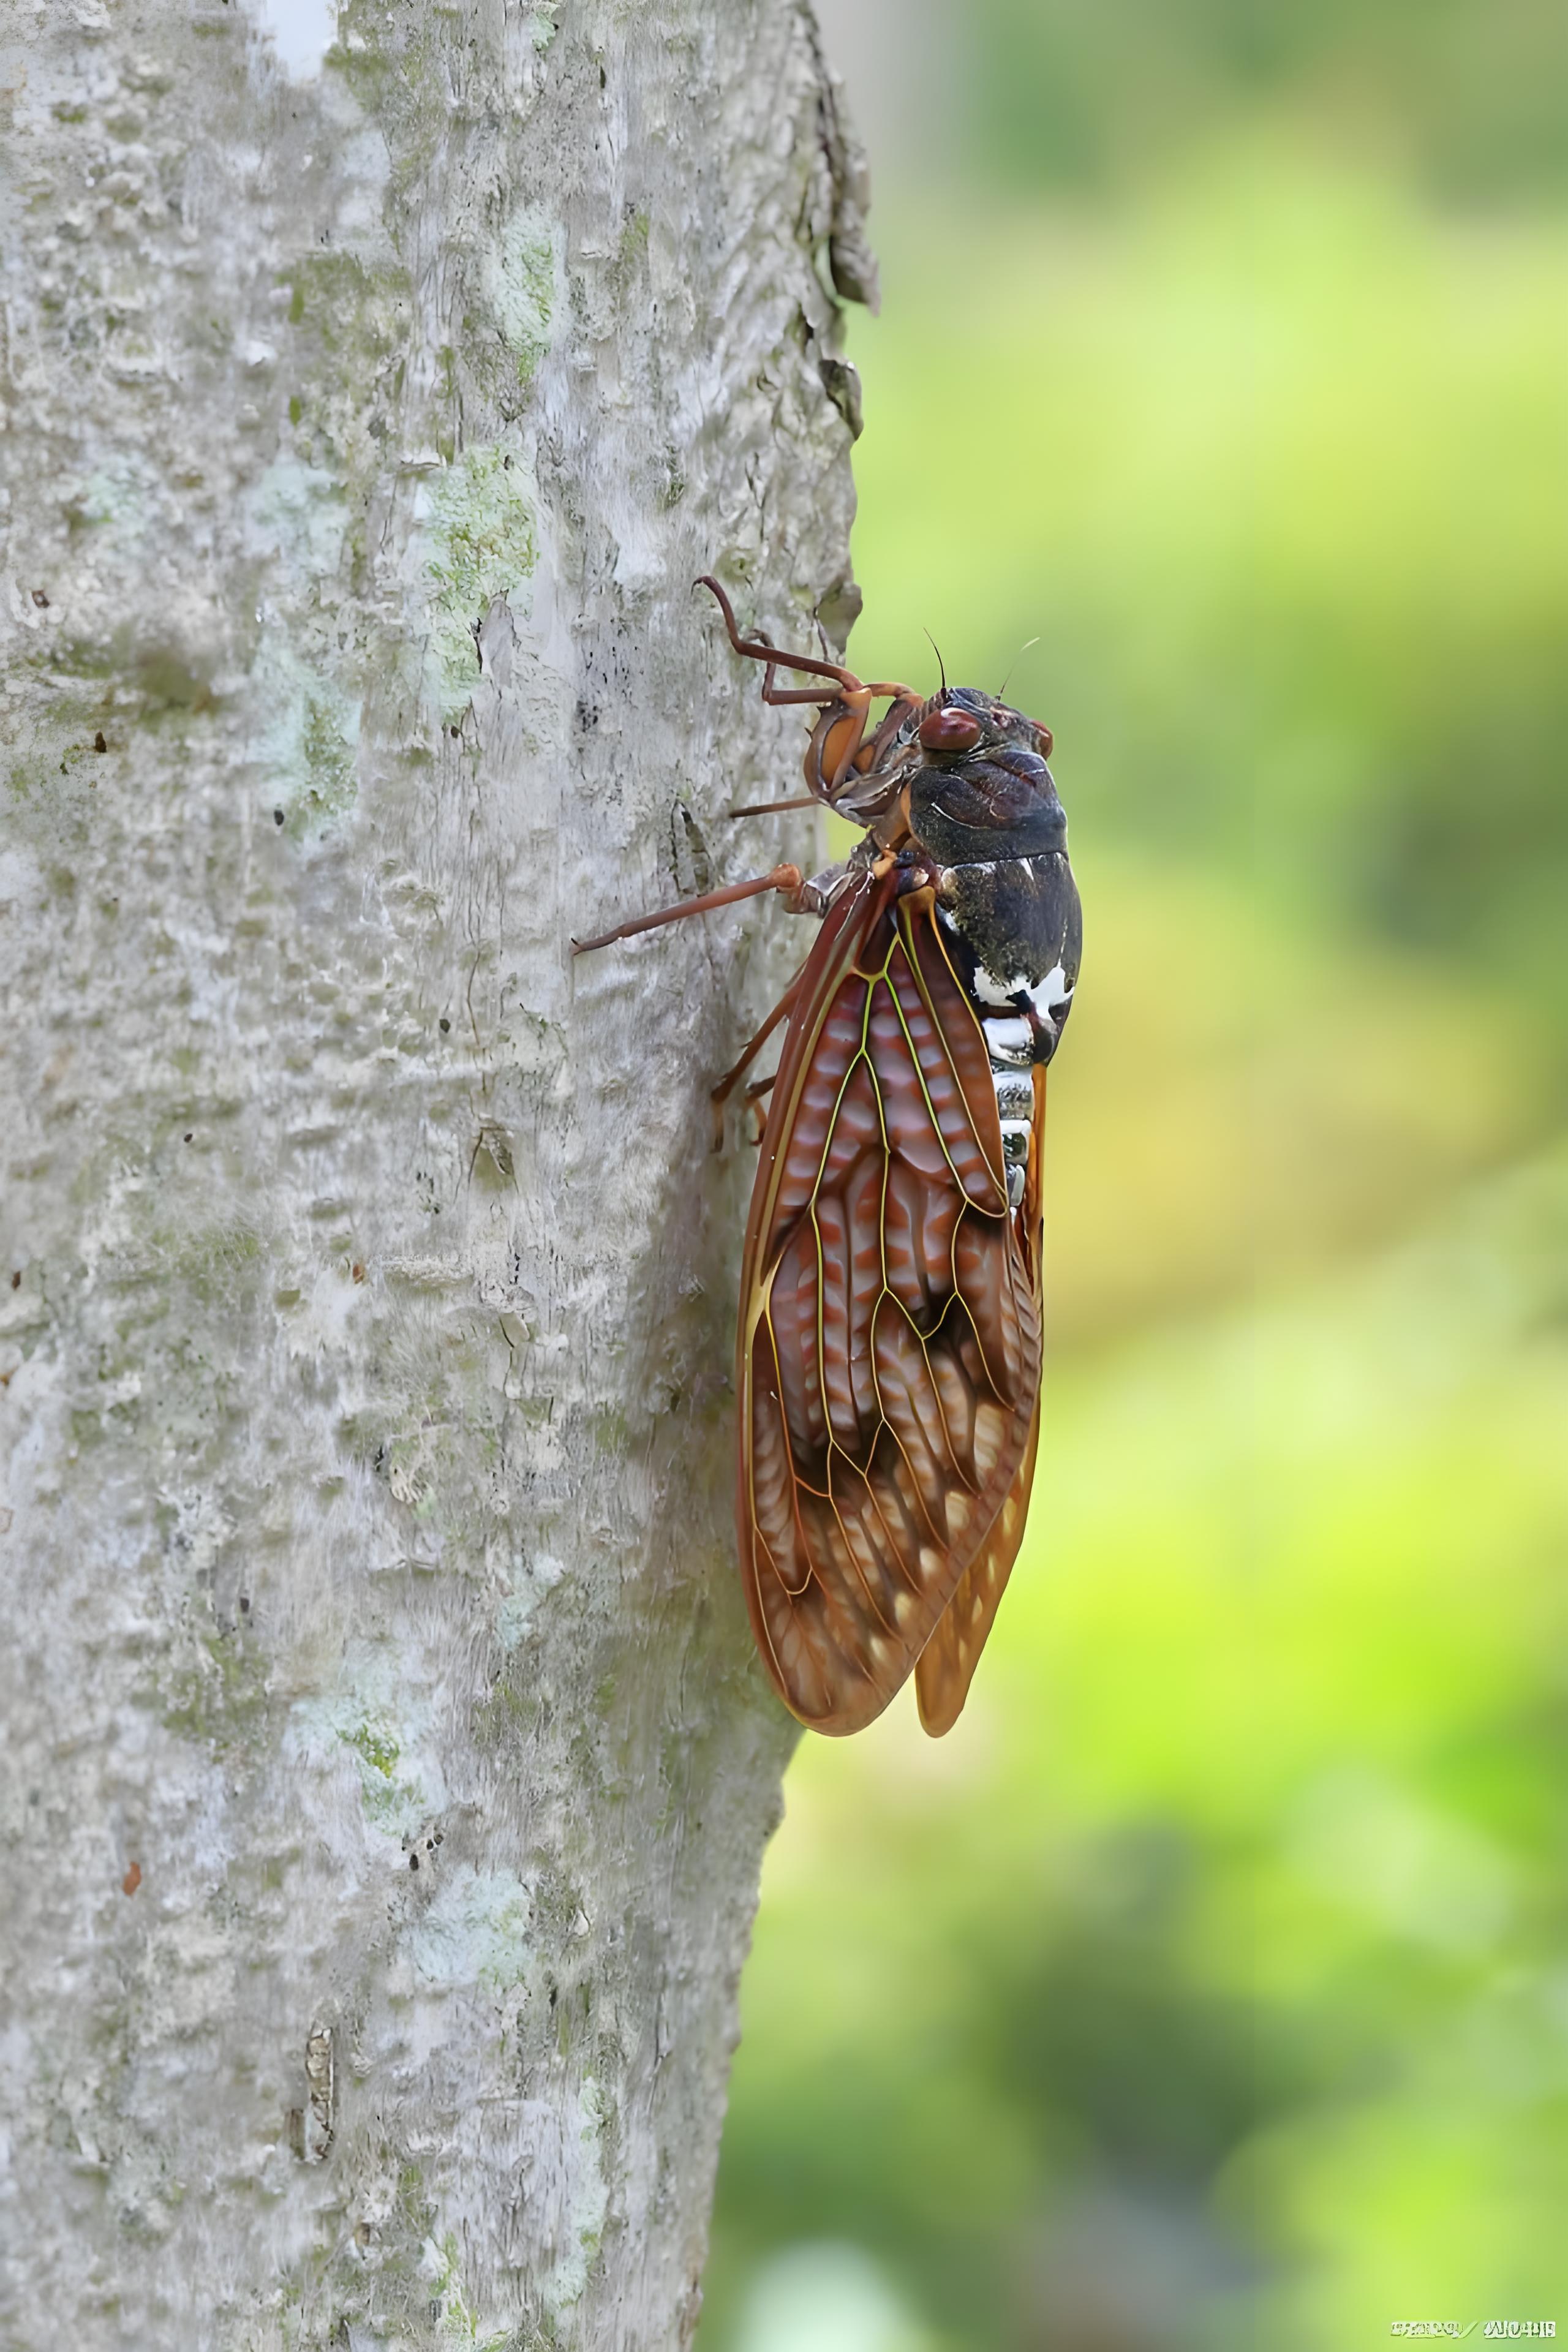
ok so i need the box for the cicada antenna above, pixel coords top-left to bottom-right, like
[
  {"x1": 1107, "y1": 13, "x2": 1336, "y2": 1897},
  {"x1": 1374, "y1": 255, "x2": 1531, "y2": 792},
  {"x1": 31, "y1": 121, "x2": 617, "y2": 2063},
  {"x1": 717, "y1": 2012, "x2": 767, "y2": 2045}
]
[
  {"x1": 997, "y1": 636, "x2": 1041, "y2": 702},
  {"x1": 923, "y1": 628, "x2": 948, "y2": 698}
]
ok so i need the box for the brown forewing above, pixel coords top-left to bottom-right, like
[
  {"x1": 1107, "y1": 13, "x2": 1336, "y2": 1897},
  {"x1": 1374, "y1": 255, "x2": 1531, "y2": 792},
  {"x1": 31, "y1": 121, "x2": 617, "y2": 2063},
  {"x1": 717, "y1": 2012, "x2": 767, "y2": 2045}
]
[
  {"x1": 915, "y1": 1063, "x2": 1049, "y2": 1735},
  {"x1": 736, "y1": 871, "x2": 1046, "y2": 1735}
]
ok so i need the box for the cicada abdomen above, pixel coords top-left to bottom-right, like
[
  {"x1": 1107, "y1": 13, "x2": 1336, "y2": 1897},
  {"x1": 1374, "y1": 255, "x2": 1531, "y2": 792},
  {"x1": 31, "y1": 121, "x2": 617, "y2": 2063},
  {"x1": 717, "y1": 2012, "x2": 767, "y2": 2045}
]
[{"x1": 573, "y1": 581, "x2": 1082, "y2": 1736}]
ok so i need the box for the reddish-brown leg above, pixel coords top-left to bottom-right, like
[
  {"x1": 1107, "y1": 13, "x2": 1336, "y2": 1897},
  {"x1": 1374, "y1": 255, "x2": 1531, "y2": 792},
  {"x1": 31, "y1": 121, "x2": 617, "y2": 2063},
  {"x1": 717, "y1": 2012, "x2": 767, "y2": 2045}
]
[
  {"x1": 742, "y1": 1071, "x2": 778, "y2": 1145},
  {"x1": 697, "y1": 579, "x2": 916, "y2": 734},
  {"x1": 707, "y1": 972, "x2": 804, "y2": 1149},
  {"x1": 571, "y1": 863, "x2": 808, "y2": 957},
  {"x1": 727, "y1": 794, "x2": 821, "y2": 819},
  {"x1": 697, "y1": 576, "x2": 864, "y2": 693}
]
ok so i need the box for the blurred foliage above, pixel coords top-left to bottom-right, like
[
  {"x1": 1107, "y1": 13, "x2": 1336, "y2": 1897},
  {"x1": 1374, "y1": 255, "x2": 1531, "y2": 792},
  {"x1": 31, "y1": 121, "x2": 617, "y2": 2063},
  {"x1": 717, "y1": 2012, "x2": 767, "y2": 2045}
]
[
  {"x1": 965, "y1": 0, "x2": 1568, "y2": 207},
  {"x1": 699, "y1": 12, "x2": 1568, "y2": 2350},
  {"x1": 705, "y1": 1153, "x2": 1568, "y2": 2350},
  {"x1": 835, "y1": 159, "x2": 1568, "y2": 1039},
  {"x1": 1046, "y1": 851, "x2": 1544, "y2": 1344}
]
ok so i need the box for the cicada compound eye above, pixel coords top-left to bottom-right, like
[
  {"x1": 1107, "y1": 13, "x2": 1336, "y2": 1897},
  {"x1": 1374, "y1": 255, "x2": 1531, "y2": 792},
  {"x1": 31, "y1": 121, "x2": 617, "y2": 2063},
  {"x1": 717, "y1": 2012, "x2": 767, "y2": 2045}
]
[{"x1": 918, "y1": 704, "x2": 983, "y2": 755}]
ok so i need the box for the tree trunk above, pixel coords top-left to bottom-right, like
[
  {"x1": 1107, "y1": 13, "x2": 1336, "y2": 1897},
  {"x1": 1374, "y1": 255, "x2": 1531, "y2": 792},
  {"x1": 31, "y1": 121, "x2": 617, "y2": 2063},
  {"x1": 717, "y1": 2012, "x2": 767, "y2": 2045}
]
[{"x1": 0, "y1": 4, "x2": 871, "y2": 2342}]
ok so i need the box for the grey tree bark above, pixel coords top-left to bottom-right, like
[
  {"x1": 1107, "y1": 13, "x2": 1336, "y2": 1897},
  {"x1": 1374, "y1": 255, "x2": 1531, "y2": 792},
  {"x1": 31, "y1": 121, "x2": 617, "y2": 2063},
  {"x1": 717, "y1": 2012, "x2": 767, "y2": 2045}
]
[{"x1": 0, "y1": 2, "x2": 872, "y2": 2343}]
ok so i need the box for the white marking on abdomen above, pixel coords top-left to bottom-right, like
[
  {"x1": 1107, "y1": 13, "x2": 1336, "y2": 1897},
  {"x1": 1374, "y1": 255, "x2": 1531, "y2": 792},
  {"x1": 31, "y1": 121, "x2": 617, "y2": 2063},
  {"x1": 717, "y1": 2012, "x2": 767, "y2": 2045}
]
[
  {"x1": 999, "y1": 1115, "x2": 1030, "y2": 1208},
  {"x1": 973, "y1": 957, "x2": 1074, "y2": 1023},
  {"x1": 979, "y1": 1014, "x2": 1033, "y2": 1068},
  {"x1": 970, "y1": 960, "x2": 1020, "y2": 1009}
]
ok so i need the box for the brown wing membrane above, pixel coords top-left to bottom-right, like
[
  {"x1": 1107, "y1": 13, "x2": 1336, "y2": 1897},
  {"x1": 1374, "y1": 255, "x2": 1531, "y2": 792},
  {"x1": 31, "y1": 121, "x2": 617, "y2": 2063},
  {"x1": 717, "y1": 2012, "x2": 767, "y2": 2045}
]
[
  {"x1": 916, "y1": 1062, "x2": 1049, "y2": 1734},
  {"x1": 737, "y1": 872, "x2": 1046, "y2": 1735},
  {"x1": 916, "y1": 1396, "x2": 1041, "y2": 1736}
]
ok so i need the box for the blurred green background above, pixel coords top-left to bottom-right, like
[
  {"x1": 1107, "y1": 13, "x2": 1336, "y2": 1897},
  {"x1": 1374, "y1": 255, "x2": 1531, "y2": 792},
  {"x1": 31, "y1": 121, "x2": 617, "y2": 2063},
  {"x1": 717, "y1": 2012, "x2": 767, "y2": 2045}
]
[{"x1": 698, "y1": 3, "x2": 1568, "y2": 2347}]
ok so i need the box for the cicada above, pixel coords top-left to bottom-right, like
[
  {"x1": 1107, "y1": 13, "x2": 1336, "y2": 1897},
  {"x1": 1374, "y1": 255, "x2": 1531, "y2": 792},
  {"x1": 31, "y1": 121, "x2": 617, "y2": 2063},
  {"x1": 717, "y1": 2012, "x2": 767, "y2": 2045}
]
[{"x1": 575, "y1": 580, "x2": 1082, "y2": 1736}]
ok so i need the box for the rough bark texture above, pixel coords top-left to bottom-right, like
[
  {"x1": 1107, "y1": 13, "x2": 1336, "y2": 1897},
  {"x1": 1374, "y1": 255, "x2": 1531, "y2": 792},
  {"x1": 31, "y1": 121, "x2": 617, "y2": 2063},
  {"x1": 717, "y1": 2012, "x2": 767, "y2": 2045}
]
[{"x1": 0, "y1": 4, "x2": 870, "y2": 2343}]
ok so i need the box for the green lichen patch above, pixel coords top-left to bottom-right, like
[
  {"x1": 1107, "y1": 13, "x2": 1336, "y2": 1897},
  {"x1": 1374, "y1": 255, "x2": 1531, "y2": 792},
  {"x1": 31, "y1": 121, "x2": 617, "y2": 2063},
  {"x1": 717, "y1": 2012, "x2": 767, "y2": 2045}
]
[
  {"x1": 610, "y1": 206, "x2": 650, "y2": 302},
  {"x1": 280, "y1": 251, "x2": 406, "y2": 364},
  {"x1": 289, "y1": 1643, "x2": 442, "y2": 1837},
  {"x1": 254, "y1": 638, "x2": 361, "y2": 839},
  {"x1": 160, "y1": 1624, "x2": 271, "y2": 1755},
  {"x1": 494, "y1": 1553, "x2": 565, "y2": 1653},
  {"x1": 345, "y1": 1719, "x2": 401, "y2": 1780},
  {"x1": 296, "y1": 684, "x2": 358, "y2": 827},
  {"x1": 326, "y1": 4, "x2": 451, "y2": 201},
  {"x1": 342, "y1": 1707, "x2": 422, "y2": 1827},
  {"x1": 248, "y1": 456, "x2": 350, "y2": 584},
  {"x1": 423, "y1": 447, "x2": 538, "y2": 718},
  {"x1": 277, "y1": 251, "x2": 413, "y2": 489},
  {"x1": 540, "y1": 2076, "x2": 610, "y2": 2318},
  {"x1": 420, "y1": 2229, "x2": 514, "y2": 2348},
  {"x1": 473, "y1": 1666, "x2": 541, "y2": 1758},
  {"x1": 159, "y1": 1218, "x2": 266, "y2": 1309},
  {"x1": 405, "y1": 1863, "x2": 535, "y2": 1995},
  {"x1": 61, "y1": 453, "x2": 162, "y2": 545},
  {"x1": 483, "y1": 212, "x2": 559, "y2": 383},
  {"x1": 4, "y1": 734, "x2": 108, "y2": 867}
]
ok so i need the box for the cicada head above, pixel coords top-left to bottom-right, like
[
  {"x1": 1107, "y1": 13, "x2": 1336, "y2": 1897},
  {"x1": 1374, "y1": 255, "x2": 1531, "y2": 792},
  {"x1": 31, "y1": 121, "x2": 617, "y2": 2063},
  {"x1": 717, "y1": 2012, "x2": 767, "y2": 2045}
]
[{"x1": 903, "y1": 690, "x2": 1065, "y2": 866}]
